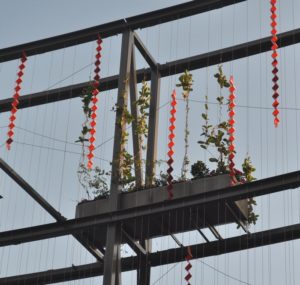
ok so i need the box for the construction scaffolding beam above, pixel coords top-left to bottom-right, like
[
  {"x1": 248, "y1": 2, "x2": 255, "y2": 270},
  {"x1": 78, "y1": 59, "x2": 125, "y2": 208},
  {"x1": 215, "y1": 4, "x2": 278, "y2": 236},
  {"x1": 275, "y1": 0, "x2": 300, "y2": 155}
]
[
  {"x1": 0, "y1": 28, "x2": 299, "y2": 113},
  {"x1": 0, "y1": 170, "x2": 299, "y2": 246},
  {"x1": 2, "y1": 222, "x2": 300, "y2": 285},
  {"x1": 0, "y1": 0, "x2": 246, "y2": 62},
  {"x1": 0, "y1": 158, "x2": 104, "y2": 261}
]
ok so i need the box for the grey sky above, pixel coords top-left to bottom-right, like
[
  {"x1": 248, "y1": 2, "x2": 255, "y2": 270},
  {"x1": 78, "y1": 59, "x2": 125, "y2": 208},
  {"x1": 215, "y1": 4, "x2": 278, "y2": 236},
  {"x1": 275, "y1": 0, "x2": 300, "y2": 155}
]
[{"x1": 0, "y1": 0, "x2": 300, "y2": 284}]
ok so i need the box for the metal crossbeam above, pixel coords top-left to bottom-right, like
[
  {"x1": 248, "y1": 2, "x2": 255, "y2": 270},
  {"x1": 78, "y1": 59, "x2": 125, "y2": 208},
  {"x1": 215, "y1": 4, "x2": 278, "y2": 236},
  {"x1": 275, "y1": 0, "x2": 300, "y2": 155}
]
[
  {"x1": 0, "y1": 28, "x2": 299, "y2": 113},
  {"x1": 0, "y1": 170, "x2": 299, "y2": 246},
  {"x1": 2, "y1": 222, "x2": 300, "y2": 285},
  {"x1": 0, "y1": 0, "x2": 246, "y2": 62},
  {"x1": 0, "y1": 158, "x2": 104, "y2": 260},
  {"x1": 133, "y1": 32, "x2": 157, "y2": 70},
  {"x1": 122, "y1": 230, "x2": 147, "y2": 255}
]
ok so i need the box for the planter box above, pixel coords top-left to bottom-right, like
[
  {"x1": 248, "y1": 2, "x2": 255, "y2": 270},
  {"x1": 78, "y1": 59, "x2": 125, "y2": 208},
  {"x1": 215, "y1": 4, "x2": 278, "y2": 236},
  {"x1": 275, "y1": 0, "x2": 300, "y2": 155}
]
[{"x1": 76, "y1": 175, "x2": 248, "y2": 245}]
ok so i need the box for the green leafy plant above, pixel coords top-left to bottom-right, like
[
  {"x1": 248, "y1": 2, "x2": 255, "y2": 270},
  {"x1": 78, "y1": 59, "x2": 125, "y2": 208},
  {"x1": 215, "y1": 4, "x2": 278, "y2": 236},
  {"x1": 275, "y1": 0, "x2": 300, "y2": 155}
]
[
  {"x1": 135, "y1": 80, "x2": 150, "y2": 150},
  {"x1": 76, "y1": 84, "x2": 111, "y2": 199},
  {"x1": 190, "y1": 66, "x2": 258, "y2": 226},
  {"x1": 77, "y1": 163, "x2": 110, "y2": 199},
  {"x1": 191, "y1": 161, "x2": 209, "y2": 178},
  {"x1": 177, "y1": 70, "x2": 193, "y2": 180},
  {"x1": 242, "y1": 156, "x2": 258, "y2": 225},
  {"x1": 75, "y1": 85, "x2": 94, "y2": 144},
  {"x1": 214, "y1": 65, "x2": 230, "y2": 89},
  {"x1": 112, "y1": 87, "x2": 136, "y2": 192},
  {"x1": 176, "y1": 70, "x2": 193, "y2": 99}
]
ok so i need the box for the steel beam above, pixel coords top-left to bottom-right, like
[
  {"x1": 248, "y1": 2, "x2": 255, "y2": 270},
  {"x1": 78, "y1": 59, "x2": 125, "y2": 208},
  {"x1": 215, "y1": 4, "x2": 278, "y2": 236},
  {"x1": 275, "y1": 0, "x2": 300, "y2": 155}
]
[
  {"x1": 145, "y1": 68, "x2": 161, "y2": 186},
  {"x1": 0, "y1": 158, "x2": 104, "y2": 259},
  {"x1": 0, "y1": 158, "x2": 104, "y2": 260},
  {"x1": 0, "y1": 0, "x2": 246, "y2": 62},
  {"x1": 133, "y1": 32, "x2": 157, "y2": 70},
  {"x1": 103, "y1": 30, "x2": 134, "y2": 285},
  {"x1": 2, "y1": 222, "x2": 300, "y2": 285},
  {"x1": 129, "y1": 47, "x2": 143, "y2": 187},
  {"x1": 0, "y1": 158, "x2": 64, "y2": 221},
  {"x1": 0, "y1": 170, "x2": 299, "y2": 246},
  {"x1": 0, "y1": 28, "x2": 299, "y2": 113},
  {"x1": 122, "y1": 229, "x2": 147, "y2": 255}
]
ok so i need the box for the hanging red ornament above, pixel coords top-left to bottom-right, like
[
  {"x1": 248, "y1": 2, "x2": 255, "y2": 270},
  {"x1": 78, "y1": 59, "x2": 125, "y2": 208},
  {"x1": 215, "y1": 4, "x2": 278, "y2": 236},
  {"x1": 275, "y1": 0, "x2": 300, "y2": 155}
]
[
  {"x1": 270, "y1": 0, "x2": 279, "y2": 127},
  {"x1": 228, "y1": 76, "x2": 236, "y2": 186},
  {"x1": 87, "y1": 35, "x2": 102, "y2": 169},
  {"x1": 6, "y1": 52, "x2": 27, "y2": 150},
  {"x1": 166, "y1": 90, "x2": 177, "y2": 200},
  {"x1": 185, "y1": 246, "x2": 193, "y2": 285}
]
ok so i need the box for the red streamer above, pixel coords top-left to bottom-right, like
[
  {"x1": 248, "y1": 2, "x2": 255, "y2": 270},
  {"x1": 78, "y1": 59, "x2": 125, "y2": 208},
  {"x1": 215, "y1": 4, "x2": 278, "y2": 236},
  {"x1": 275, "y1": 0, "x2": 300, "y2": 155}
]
[
  {"x1": 271, "y1": 0, "x2": 279, "y2": 127},
  {"x1": 228, "y1": 76, "x2": 236, "y2": 186},
  {"x1": 6, "y1": 52, "x2": 27, "y2": 150},
  {"x1": 166, "y1": 90, "x2": 177, "y2": 200},
  {"x1": 185, "y1": 246, "x2": 193, "y2": 285},
  {"x1": 87, "y1": 36, "x2": 102, "y2": 169}
]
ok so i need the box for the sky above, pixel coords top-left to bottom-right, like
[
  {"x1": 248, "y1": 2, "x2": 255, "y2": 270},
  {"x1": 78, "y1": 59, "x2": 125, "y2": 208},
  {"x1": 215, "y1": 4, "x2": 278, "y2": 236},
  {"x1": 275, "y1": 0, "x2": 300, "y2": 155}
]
[{"x1": 0, "y1": 0, "x2": 300, "y2": 284}]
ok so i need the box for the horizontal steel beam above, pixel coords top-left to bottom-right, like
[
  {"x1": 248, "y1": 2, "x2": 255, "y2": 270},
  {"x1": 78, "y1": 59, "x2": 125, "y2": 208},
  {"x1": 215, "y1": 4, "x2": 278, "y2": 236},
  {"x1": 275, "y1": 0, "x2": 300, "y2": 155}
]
[
  {"x1": 1, "y1": 222, "x2": 300, "y2": 284},
  {"x1": 0, "y1": 0, "x2": 245, "y2": 63},
  {"x1": 0, "y1": 158, "x2": 104, "y2": 260},
  {"x1": 0, "y1": 28, "x2": 299, "y2": 113},
  {"x1": 0, "y1": 170, "x2": 299, "y2": 246}
]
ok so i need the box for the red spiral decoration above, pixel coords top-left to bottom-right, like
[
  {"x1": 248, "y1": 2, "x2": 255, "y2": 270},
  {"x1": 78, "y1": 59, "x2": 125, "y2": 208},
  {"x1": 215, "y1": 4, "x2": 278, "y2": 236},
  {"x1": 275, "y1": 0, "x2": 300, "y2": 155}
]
[
  {"x1": 87, "y1": 35, "x2": 102, "y2": 169},
  {"x1": 271, "y1": 0, "x2": 279, "y2": 127},
  {"x1": 228, "y1": 76, "x2": 236, "y2": 186},
  {"x1": 166, "y1": 90, "x2": 177, "y2": 200},
  {"x1": 6, "y1": 52, "x2": 27, "y2": 150},
  {"x1": 185, "y1": 246, "x2": 193, "y2": 285}
]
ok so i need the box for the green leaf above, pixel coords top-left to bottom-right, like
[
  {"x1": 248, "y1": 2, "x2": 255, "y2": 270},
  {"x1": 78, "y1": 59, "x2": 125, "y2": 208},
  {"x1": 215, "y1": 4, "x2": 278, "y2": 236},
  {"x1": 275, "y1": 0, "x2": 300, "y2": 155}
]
[{"x1": 209, "y1": 158, "x2": 218, "y2": 163}]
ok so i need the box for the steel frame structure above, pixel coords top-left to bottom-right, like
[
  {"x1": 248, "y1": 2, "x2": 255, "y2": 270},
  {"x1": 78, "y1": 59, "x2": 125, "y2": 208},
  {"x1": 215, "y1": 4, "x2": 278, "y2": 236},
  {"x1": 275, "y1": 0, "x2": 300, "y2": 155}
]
[{"x1": 1, "y1": 0, "x2": 300, "y2": 284}]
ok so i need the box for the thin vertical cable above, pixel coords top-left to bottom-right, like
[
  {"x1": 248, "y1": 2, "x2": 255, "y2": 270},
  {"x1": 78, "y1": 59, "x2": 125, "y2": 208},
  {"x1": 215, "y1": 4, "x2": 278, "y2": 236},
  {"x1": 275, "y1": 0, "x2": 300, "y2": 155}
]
[
  {"x1": 166, "y1": 90, "x2": 177, "y2": 200},
  {"x1": 6, "y1": 52, "x2": 27, "y2": 150},
  {"x1": 228, "y1": 76, "x2": 236, "y2": 186},
  {"x1": 87, "y1": 36, "x2": 102, "y2": 169},
  {"x1": 185, "y1": 246, "x2": 193, "y2": 285},
  {"x1": 270, "y1": 0, "x2": 279, "y2": 127}
]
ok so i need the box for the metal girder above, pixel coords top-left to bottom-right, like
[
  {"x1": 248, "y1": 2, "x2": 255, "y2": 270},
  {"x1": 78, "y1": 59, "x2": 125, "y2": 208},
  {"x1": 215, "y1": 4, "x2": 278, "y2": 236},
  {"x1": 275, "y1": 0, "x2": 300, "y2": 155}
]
[
  {"x1": 0, "y1": 158, "x2": 104, "y2": 260},
  {"x1": 0, "y1": 170, "x2": 299, "y2": 246},
  {"x1": 122, "y1": 229, "x2": 147, "y2": 255},
  {"x1": 0, "y1": 0, "x2": 246, "y2": 62},
  {"x1": 2, "y1": 222, "x2": 300, "y2": 285},
  {"x1": 145, "y1": 68, "x2": 161, "y2": 186},
  {"x1": 0, "y1": 28, "x2": 299, "y2": 113},
  {"x1": 133, "y1": 32, "x2": 157, "y2": 70},
  {"x1": 0, "y1": 158, "x2": 64, "y2": 221},
  {"x1": 103, "y1": 30, "x2": 134, "y2": 285},
  {"x1": 129, "y1": 46, "x2": 143, "y2": 188}
]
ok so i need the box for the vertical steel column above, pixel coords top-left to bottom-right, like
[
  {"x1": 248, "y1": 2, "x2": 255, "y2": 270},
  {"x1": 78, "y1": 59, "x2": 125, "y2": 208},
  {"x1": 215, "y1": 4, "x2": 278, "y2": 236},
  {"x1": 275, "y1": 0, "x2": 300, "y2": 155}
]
[
  {"x1": 139, "y1": 65, "x2": 161, "y2": 285},
  {"x1": 145, "y1": 67, "x2": 161, "y2": 186},
  {"x1": 103, "y1": 30, "x2": 134, "y2": 285},
  {"x1": 129, "y1": 47, "x2": 143, "y2": 188},
  {"x1": 137, "y1": 239, "x2": 152, "y2": 285}
]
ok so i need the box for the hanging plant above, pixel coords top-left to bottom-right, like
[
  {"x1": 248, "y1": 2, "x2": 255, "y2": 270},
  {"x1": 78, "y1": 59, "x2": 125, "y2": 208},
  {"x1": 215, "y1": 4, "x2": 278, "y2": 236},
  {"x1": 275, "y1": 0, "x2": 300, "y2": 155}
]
[
  {"x1": 75, "y1": 85, "x2": 94, "y2": 144},
  {"x1": 176, "y1": 70, "x2": 193, "y2": 180},
  {"x1": 76, "y1": 85, "x2": 110, "y2": 199}
]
